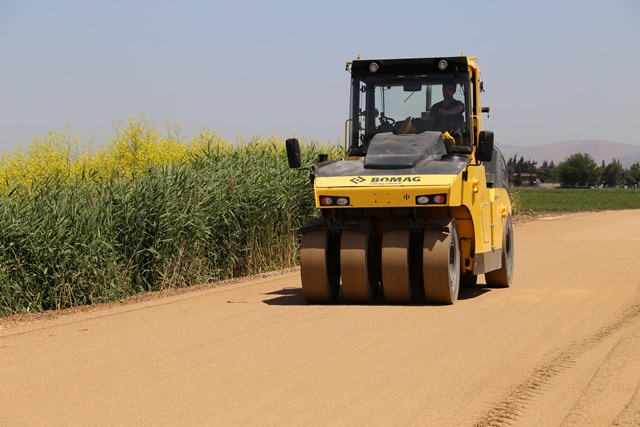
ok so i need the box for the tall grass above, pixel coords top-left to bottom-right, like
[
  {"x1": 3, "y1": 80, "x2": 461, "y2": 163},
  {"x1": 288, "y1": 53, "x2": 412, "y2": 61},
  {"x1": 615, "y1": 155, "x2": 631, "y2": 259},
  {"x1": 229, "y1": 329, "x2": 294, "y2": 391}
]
[{"x1": 0, "y1": 117, "x2": 334, "y2": 316}]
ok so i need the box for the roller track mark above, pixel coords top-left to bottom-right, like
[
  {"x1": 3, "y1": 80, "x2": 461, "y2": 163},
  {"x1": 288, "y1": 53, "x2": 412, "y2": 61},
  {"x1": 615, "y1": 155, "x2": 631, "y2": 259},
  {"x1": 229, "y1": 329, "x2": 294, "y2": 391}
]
[
  {"x1": 474, "y1": 303, "x2": 640, "y2": 427},
  {"x1": 612, "y1": 378, "x2": 640, "y2": 425},
  {"x1": 563, "y1": 311, "x2": 640, "y2": 426}
]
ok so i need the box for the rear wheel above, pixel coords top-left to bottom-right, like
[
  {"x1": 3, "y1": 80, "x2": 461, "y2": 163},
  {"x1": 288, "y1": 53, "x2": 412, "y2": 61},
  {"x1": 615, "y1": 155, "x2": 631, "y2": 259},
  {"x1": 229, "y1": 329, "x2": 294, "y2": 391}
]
[
  {"x1": 300, "y1": 230, "x2": 340, "y2": 303},
  {"x1": 486, "y1": 215, "x2": 514, "y2": 288},
  {"x1": 423, "y1": 220, "x2": 460, "y2": 304}
]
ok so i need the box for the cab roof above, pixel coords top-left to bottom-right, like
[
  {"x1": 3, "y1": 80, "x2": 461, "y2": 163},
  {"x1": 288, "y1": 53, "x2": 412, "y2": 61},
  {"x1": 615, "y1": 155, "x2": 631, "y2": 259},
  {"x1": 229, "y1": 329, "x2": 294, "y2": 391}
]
[{"x1": 350, "y1": 56, "x2": 470, "y2": 78}]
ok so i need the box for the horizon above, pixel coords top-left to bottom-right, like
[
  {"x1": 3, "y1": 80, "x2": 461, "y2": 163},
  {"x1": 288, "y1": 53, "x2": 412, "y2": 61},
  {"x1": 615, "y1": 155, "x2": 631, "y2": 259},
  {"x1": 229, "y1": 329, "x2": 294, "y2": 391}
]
[
  {"x1": 499, "y1": 139, "x2": 640, "y2": 168},
  {"x1": 500, "y1": 139, "x2": 640, "y2": 147}
]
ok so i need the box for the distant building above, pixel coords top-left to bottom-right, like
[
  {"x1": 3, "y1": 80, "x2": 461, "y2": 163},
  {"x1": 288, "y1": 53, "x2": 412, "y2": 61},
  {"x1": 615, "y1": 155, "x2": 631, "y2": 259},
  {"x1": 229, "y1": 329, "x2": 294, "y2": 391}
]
[{"x1": 512, "y1": 172, "x2": 539, "y2": 186}]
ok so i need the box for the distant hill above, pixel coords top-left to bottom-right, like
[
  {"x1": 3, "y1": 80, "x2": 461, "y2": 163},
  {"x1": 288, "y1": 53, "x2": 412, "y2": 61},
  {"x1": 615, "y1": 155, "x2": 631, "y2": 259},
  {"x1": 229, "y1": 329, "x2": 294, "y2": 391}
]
[{"x1": 497, "y1": 140, "x2": 640, "y2": 168}]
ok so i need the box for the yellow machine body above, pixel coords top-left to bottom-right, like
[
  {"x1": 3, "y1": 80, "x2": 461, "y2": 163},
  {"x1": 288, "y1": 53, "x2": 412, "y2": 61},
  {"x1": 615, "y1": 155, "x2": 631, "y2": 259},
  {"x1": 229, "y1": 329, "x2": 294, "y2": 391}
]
[{"x1": 312, "y1": 169, "x2": 511, "y2": 276}]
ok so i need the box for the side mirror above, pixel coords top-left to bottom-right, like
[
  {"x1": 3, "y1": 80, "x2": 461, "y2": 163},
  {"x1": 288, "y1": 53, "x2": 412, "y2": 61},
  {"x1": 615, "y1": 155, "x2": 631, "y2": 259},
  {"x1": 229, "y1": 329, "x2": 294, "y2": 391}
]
[
  {"x1": 477, "y1": 130, "x2": 494, "y2": 162},
  {"x1": 286, "y1": 138, "x2": 302, "y2": 169}
]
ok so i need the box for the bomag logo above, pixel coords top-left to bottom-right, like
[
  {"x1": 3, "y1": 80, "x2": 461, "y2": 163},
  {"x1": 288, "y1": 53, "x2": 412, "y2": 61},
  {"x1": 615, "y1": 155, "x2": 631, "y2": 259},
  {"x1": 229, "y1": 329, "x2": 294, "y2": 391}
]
[
  {"x1": 348, "y1": 176, "x2": 422, "y2": 185},
  {"x1": 371, "y1": 177, "x2": 421, "y2": 183}
]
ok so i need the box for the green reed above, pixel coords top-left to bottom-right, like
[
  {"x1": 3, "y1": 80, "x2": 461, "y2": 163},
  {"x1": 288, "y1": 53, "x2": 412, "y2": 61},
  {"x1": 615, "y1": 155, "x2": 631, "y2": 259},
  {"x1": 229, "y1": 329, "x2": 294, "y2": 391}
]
[{"x1": 0, "y1": 139, "x2": 332, "y2": 316}]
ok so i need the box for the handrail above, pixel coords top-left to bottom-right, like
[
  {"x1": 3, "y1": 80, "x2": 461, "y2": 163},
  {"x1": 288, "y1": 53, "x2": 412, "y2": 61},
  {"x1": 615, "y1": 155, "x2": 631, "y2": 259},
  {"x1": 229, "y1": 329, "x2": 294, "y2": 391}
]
[{"x1": 344, "y1": 118, "x2": 352, "y2": 158}]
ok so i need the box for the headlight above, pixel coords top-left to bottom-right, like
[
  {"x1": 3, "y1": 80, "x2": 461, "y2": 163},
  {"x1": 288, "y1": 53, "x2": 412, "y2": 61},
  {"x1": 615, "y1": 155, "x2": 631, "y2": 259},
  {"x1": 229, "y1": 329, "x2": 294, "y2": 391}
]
[
  {"x1": 416, "y1": 194, "x2": 447, "y2": 205},
  {"x1": 320, "y1": 196, "x2": 334, "y2": 206},
  {"x1": 319, "y1": 196, "x2": 350, "y2": 206}
]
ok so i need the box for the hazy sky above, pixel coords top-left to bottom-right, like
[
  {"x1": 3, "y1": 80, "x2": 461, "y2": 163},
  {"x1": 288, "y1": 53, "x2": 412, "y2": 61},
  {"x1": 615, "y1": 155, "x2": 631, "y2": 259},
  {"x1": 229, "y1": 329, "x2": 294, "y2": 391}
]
[{"x1": 1, "y1": 0, "x2": 639, "y2": 153}]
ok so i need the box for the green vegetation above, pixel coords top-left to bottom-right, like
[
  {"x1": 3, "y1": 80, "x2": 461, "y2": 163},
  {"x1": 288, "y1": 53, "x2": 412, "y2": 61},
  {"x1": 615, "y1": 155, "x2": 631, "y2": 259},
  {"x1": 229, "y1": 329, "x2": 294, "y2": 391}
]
[
  {"x1": 556, "y1": 153, "x2": 601, "y2": 188},
  {"x1": 0, "y1": 117, "x2": 338, "y2": 316},
  {"x1": 512, "y1": 187, "x2": 640, "y2": 213}
]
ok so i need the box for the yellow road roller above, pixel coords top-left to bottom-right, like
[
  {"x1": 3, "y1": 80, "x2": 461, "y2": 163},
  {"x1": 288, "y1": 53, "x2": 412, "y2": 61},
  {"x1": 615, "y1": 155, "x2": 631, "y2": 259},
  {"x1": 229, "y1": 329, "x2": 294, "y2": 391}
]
[{"x1": 286, "y1": 55, "x2": 514, "y2": 304}]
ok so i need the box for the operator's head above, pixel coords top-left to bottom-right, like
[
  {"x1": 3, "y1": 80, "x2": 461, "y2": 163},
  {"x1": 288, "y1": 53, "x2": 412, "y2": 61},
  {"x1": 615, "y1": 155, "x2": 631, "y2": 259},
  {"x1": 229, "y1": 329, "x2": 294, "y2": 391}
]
[{"x1": 442, "y1": 82, "x2": 456, "y2": 99}]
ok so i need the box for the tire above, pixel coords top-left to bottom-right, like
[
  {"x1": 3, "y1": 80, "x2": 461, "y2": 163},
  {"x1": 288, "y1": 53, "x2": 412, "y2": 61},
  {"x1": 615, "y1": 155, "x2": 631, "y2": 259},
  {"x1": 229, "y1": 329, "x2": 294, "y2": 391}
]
[
  {"x1": 423, "y1": 219, "x2": 460, "y2": 304},
  {"x1": 300, "y1": 230, "x2": 340, "y2": 303},
  {"x1": 485, "y1": 215, "x2": 514, "y2": 288}
]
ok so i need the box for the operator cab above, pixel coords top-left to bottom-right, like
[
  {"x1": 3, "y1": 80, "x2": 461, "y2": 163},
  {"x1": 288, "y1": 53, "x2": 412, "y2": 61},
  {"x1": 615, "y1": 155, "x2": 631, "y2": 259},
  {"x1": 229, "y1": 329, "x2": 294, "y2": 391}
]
[{"x1": 347, "y1": 57, "x2": 476, "y2": 157}]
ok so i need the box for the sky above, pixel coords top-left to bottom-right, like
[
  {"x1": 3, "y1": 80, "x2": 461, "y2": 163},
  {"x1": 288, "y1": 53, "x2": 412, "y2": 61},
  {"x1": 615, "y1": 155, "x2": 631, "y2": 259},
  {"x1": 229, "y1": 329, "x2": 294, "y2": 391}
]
[{"x1": 1, "y1": 0, "x2": 639, "y2": 154}]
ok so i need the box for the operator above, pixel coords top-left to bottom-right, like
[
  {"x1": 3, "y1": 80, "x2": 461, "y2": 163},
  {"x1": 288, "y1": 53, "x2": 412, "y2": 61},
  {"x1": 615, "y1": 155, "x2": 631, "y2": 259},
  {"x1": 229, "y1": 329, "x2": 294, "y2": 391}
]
[{"x1": 427, "y1": 82, "x2": 465, "y2": 131}]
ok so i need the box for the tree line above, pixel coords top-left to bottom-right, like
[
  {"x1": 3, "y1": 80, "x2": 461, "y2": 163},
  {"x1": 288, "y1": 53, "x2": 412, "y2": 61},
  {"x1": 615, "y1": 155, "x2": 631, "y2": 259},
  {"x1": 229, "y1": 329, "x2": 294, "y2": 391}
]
[{"x1": 507, "y1": 153, "x2": 640, "y2": 188}]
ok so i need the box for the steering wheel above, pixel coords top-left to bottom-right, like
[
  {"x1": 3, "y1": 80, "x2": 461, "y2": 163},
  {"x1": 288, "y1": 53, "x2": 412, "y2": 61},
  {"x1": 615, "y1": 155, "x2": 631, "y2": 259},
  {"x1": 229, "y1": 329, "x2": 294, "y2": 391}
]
[{"x1": 379, "y1": 115, "x2": 395, "y2": 126}]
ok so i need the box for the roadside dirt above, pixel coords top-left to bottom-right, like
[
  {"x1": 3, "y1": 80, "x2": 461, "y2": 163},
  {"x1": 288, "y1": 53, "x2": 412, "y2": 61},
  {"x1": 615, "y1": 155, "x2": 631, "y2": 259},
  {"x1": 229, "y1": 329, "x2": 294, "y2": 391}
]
[{"x1": 2, "y1": 210, "x2": 640, "y2": 426}]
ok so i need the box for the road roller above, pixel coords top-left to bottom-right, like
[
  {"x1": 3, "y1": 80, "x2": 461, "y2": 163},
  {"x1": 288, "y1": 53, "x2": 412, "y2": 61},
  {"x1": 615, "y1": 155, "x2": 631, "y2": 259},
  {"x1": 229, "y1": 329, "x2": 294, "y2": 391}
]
[{"x1": 286, "y1": 55, "x2": 514, "y2": 304}]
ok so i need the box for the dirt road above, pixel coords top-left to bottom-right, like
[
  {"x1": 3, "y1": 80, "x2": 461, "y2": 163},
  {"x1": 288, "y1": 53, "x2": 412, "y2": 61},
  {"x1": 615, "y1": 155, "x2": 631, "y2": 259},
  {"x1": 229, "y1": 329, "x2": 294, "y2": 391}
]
[{"x1": 2, "y1": 210, "x2": 640, "y2": 426}]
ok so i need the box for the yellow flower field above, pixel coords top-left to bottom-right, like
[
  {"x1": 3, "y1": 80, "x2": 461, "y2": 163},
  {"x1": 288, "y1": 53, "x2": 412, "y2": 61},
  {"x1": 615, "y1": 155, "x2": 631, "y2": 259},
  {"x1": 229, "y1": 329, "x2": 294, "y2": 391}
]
[{"x1": 0, "y1": 115, "x2": 230, "y2": 193}]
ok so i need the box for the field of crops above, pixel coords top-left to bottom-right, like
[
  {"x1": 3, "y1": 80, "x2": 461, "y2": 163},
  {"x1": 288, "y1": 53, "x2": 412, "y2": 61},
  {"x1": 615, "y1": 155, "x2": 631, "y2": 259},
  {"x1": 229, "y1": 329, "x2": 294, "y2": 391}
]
[
  {"x1": 0, "y1": 117, "x2": 337, "y2": 316},
  {"x1": 512, "y1": 187, "x2": 640, "y2": 213}
]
